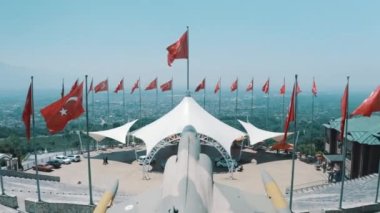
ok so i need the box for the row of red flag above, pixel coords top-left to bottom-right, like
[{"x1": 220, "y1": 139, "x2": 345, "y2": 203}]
[
  {"x1": 22, "y1": 77, "x2": 380, "y2": 144},
  {"x1": 88, "y1": 78, "x2": 172, "y2": 94},
  {"x1": 84, "y1": 77, "x2": 318, "y2": 95},
  {"x1": 272, "y1": 78, "x2": 380, "y2": 150},
  {"x1": 21, "y1": 28, "x2": 380, "y2": 146}
]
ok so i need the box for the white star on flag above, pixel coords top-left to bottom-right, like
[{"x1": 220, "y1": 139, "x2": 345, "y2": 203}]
[{"x1": 59, "y1": 108, "x2": 68, "y2": 116}]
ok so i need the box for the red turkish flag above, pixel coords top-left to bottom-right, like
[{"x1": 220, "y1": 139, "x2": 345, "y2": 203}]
[
  {"x1": 230, "y1": 79, "x2": 238, "y2": 92},
  {"x1": 340, "y1": 84, "x2": 349, "y2": 141},
  {"x1": 312, "y1": 79, "x2": 317, "y2": 96},
  {"x1": 280, "y1": 84, "x2": 286, "y2": 95},
  {"x1": 145, "y1": 78, "x2": 158, "y2": 90},
  {"x1": 70, "y1": 79, "x2": 78, "y2": 93},
  {"x1": 88, "y1": 78, "x2": 93, "y2": 93},
  {"x1": 282, "y1": 82, "x2": 297, "y2": 143},
  {"x1": 114, "y1": 79, "x2": 124, "y2": 93},
  {"x1": 271, "y1": 142, "x2": 293, "y2": 151},
  {"x1": 262, "y1": 79, "x2": 269, "y2": 94},
  {"x1": 95, "y1": 79, "x2": 108, "y2": 93},
  {"x1": 40, "y1": 82, "x2": 84, "y2": 134},
  {"x1": 296, "y1": 84, "x2": 302, "y2": 94},
  {"x1": 167, "y1": 31, "x2": 188, "y2": 66},
  {"x1": 160, "y1": 79, "x2": 172, "y2": 92},
  {"x1": 22, "y1": 82, "x2": 32, "y2": 141},
  {"x1": 195, "y1": 78, "x2": 205, "y2": 92},
  {"x1": 214, "y1": 79, "x2": 221, "y2": 94},
  {"x1": 131, "y1": 79, "x2": 140, "y2": 94},
  {"x1": 246, "y1": 80, "x2": 253, "y2": 92},
  {"x1": 351, "y1": 86, "x2": 380, "y2": 117}
]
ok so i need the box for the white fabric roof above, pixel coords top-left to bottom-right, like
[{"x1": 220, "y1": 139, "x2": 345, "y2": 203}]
[
  {"x1": 132, "y1": 97, "x2": 244, "y2": 155},
  {"x1": 89, "y1": 119, "x2": 138, "y2": 143},
  {"x1": 238, "y1": 120, "x2": 292, "y2": 145}
]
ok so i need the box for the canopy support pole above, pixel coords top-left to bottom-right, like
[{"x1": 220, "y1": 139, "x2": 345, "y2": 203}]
[{"x1": 142, "y1": 161, "x2": 150, "y2": 181}]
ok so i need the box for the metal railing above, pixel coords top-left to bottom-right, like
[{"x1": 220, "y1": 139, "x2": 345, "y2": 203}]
[{"x1": 288, "y1": 179, "x2": 329, "y2": 194}]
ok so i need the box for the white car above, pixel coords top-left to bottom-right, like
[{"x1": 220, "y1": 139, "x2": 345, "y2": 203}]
[
  {"x1": 138, "y1": 155, "x2": 146, "y2": 165},
  {"x1": 100, "y1": 145, "x2": 107, "y2": 151},
  {"x1": 55, "y1": 155, "x2": 71, "y2": 164},
  {"x1": 67, "y1": 155, "x2": 81, "y2": 162}
]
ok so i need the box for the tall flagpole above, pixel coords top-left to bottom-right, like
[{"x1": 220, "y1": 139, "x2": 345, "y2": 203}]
[
  {"x1": 61, "y1": 78, "x2": 64, "y2": 98},
  {"x1": 123, "y1": 78, "x2": 126, "y2": 121},
  {"x1": 219, "y1": 78, "x2": 221, "y2": 115},
  {"x1": 251, "y1": 77, "x2": 254, "y2": 119},
  {"x1": 282, "y1": 77, "x2": 285, "y2": 126},
  {"x1": 289, "y1": 74, "x2": 299, "y2": 211},
  {"x1": 310, "y1": 77, "x2": 315, "y2": 155},
  {"x1": 91, "y1": 78, "x2": 94, "y2": 124},
  {"x1": 266, "y1": 78, "x2": 270, "y2": 129},
  {"x1": 31, "y1": 76, "x2": 42, "y2": 202},
  {"x1": 156, "y1": 78, "x2": 158, "y2": 113},
  {"x1": 171, "y1": 76, "x2": 174, "y2": 108},
  {"x1": 203, "y1": 79, "x2": 206, "y2": 108},
  {"x1": 85, "y1": 75, "x2": 94, "y2": 205},
  {"x1": 139, "y1": 77, "x2": 142, "y2": 119},
  {"x1": 339, "y1": 76, "x2": 350, "y2": 209},
  {"x1": 107, "y1": 78, "x2": 110, "y2": 121},
  {"x1": 186, "y1": 26, "x2": 190, "y2": 96},
  {"x1": 235, "y1": 78, "x2": 238, "y2": 118},
  {"x1": 376, "y1": 160, "x2": 380, "y2": 203}
]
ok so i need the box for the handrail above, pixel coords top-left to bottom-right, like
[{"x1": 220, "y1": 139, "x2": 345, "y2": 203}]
[
  {"x1": 93, "y1": 179, "x2": 119, "y2": 213},
  {"x1": 291, "y1": 179, "x2": 329, "y2": 191}
]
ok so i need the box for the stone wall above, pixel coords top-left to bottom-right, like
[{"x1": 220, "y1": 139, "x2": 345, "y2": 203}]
[
  {"x1": 0, "y1": 170, "x2": 60, "y2": 182},
  {"x1": 25, "y1": 200, "x2": 95, "y2": 213},
  {"x1": 0, "y1": 195, "x2": 18, "y2": 209}
]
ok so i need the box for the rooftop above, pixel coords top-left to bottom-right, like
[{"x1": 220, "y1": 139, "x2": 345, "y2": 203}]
[{"x1": 324, "y1": 115, "x2": 380, "y2": 145}]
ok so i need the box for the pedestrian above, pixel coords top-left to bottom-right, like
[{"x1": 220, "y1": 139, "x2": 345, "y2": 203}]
[
  {"x1": 105, "y1": 156, "x2": 108, "y2": 165},
  {"x1": 103, "y1": 156, "x2": 106, "y2": 165},
  {"x1": 328, "y1": 171, "x2": 334, "y2": 182}
]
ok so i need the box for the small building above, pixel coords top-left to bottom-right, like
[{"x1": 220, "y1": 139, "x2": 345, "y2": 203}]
[{"x1": 323, "y1": 116, "x2": 380, "y2": 179}]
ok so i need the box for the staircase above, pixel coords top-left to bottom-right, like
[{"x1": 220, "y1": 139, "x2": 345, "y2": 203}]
[{"x1": 290, "y1": 173, "x2": 380, "y2": 212}]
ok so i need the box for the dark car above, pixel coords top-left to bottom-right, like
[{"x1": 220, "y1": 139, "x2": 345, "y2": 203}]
[
  {"x1": 47, "y1": 160, "x2": 62, "y2": 169},
  {"x1": 32, "y1": 164, "x2": 54, "y2": 172}
]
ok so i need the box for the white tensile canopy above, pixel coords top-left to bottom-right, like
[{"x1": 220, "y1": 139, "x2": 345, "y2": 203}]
[
  {"x1": 89, "y1": 119, "x2": 138, "y2": 143},
  {"x1": 238, "y1": 120, "x2": 292, "y2": 145},
  {"x1": 132, "y1": 97, "x2": 244, "y2": 155}
]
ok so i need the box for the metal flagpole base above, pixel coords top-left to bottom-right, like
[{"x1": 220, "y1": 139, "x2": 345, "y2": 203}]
[
  {"x1": 229, "y1": 164, "x2": 236, "y2": 180},
  {"x1": 142, "y1": 162, "x2": 150, "y2": 180},
  {"x1": 0, "y1": 175, "x2": 5, "y2": 195},
  {"x1": 375, "y1": 160, "x2": 380, "y2": 203}
]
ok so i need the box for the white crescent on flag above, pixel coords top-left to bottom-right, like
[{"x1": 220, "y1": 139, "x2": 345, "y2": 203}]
[{"x1": 65, "y1": 96, "x2": 78, "y2": 104}]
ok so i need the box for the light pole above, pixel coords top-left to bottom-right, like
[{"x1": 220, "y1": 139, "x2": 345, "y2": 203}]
[{"x1": 0, "y1": 154, "x2": 12, "y2": 195}]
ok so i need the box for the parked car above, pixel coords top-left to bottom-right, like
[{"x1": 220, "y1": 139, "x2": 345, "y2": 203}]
[
  {"x1": 67, "y1": 155, "x2": 81, "y2": 162},
  {"x1": 216, "y1": 158, "x2": 238, "y2": 168},
  {"x1": 253, "y1": 144, "x2": 268, "y2": 151},
  {"x1": 138, "y1": 155, "x2": 146, "y2": 165},
  {"x1": 46, "y1": 159, "x2": 62, "y2": 168},
  {"x1": 32, "y1": 164, "x2": 53, "y2": 172},
  {"x1": 55, "y1": 155, "x2": 71, "y2": 164}
]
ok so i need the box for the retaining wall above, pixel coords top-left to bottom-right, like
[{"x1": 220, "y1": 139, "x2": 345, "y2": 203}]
[
  {"x1": 0, "y1": 170, "x2": 60, "y2": 182},
  {"x1": 25, "y1": 200, "x2": 95, "y2": 213},
  {"x1": 0, "y1": 194, "x2": 18, "y2": 209}
]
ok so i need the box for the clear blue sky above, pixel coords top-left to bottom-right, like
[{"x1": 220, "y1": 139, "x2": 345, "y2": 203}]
[{"x1": 0, "y1": 0, "x2": 379, "y2": 93}]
